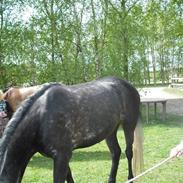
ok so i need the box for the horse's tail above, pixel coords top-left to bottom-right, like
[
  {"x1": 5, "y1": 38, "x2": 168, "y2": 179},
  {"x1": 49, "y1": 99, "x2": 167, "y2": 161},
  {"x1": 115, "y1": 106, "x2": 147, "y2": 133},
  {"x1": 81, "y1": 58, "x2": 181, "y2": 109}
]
[{"x1": 132, "y1": 115, "x2": 144, "y2": 176}]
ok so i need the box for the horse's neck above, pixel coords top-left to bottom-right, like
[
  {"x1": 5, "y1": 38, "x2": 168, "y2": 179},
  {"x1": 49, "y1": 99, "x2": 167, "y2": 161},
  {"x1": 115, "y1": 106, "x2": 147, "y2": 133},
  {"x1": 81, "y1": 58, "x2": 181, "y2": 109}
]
[
  {"x1": 0, "y1": 117, "x2": 36, "y2": 182},
  {"x1": 0, "y1": 150, "x2": 24, "y2": 183},
  {"x1": 0, "y1": 141, "x2": 35, "y2": 183},
  {"x1": 19, "y1": 86, "x2": 40, "y2": 100}
]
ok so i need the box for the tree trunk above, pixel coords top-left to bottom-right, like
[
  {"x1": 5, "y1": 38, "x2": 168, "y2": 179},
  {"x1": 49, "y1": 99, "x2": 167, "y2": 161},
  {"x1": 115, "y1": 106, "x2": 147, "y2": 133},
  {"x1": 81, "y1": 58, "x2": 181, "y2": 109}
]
[
  {"x1": 0, "y1": 0, "x2": 4, "y2": 64},
  {"x1": 121, "y1": 0, "x2": 128, "y2": 80},
  {"x1": 151, "y1": 45, "x2": 156, "y2": 85},
  {"x1": 91, "y1": 0, "x2": 101, "y2": 78}
]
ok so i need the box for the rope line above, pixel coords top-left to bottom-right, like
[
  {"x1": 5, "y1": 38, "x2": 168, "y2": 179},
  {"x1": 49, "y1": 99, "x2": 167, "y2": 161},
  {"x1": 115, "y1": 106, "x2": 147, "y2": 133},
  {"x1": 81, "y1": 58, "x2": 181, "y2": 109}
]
[{"x1": 125, "y1": 156, "x2": 172, "y2": 183}]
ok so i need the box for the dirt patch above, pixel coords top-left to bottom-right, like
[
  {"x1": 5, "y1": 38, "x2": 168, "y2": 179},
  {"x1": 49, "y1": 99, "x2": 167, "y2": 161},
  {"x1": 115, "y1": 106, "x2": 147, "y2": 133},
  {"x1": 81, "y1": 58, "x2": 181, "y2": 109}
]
[{"x1": 139, "y1": 87, "x2": 183, "y2": 100}]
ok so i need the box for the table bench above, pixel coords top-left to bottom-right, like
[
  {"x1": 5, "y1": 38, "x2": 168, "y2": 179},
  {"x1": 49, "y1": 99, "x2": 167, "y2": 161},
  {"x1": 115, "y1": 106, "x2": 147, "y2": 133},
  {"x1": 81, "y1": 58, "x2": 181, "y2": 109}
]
[
  {"x1": 170, "y1": 77, "x2": 183, "y2": 88},
  {"x1": 141, "y1": 98, "x2": 167, "y2": 123}
]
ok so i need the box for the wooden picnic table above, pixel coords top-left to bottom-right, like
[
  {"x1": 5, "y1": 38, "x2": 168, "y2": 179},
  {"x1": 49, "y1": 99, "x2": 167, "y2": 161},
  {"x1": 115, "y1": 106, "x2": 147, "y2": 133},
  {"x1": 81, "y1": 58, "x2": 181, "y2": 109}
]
[
  {"x1": 170, "y1": 77, "x2": 183, "y2": 88},
  {"x1": 171, "y1": 77, "x2": 183, "y2": 82},
  {"x1": 141, "y1": 98, "x2": 167, "y2": 123}
]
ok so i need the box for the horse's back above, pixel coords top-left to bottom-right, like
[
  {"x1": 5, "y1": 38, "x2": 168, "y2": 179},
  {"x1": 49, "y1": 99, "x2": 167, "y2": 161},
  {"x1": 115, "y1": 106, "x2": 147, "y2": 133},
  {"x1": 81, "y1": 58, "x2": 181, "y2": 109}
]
[
  {"x1": 36, "y1": 77, "x2": 139, "y2": 150},
  {"x1": 38, "y1": 76, "x2": 139, "y2": 131}
]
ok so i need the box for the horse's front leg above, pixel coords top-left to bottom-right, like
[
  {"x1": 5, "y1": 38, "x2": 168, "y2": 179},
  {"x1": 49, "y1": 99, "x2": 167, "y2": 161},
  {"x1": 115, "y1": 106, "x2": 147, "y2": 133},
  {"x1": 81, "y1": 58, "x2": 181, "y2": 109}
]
[{"x1": 54, "y1": 152, "x2": 72, "y2": 183}]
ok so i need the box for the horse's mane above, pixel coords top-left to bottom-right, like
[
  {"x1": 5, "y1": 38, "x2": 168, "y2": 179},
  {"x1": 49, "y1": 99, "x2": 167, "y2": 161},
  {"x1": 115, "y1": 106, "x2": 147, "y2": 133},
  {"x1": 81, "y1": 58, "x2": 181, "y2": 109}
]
[{"x1": 0, "y1": 82, "x2": 60, "y2": 165}]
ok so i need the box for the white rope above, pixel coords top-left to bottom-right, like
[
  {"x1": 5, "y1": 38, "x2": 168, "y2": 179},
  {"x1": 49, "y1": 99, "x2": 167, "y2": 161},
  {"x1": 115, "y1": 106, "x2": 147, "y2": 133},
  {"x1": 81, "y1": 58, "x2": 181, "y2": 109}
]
[{"x1": 125, "y1": 156, "x2": 172, "y2": 183}]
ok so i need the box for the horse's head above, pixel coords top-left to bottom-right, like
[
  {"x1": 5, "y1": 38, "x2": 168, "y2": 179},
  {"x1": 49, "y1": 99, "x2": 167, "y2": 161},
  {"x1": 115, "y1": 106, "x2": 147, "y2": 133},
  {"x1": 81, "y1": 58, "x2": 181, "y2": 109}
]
[
  {"x1": 0, "y1": 87, "x2": 21, "y2": 119},
  {"x1": 0, "y1": 86, "x2": 41, "y2": 119},
  {"x1": 2, "y1": 87, "x2": 21, "y2": 112}
]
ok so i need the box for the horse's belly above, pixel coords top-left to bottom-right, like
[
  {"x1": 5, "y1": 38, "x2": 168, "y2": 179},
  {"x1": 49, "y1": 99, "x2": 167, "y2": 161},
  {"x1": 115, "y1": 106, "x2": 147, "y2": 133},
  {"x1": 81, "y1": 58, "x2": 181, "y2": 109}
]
[{"x1": 72, "y1": 120, "x2": 119, "y2": 149}]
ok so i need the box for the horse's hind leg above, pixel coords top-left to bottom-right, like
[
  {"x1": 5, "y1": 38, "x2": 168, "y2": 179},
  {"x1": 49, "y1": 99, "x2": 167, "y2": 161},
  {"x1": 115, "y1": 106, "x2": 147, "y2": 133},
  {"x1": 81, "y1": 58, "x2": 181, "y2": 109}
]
[
  {"x1": 106, "y1": 130, "x2": 121, "y2": 183},
  {"x1": 123, "y1": 124, "x2": 135, "y2": 181}
]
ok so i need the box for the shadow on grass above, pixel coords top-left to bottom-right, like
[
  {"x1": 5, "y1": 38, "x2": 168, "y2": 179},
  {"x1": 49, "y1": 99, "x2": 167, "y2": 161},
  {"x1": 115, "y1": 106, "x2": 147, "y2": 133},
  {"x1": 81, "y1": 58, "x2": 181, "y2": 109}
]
[
  {"x1": 72, "y1": 150, "x2": 126, "y2": 162},
  {"x1": 28, "y1": 150, "x2": 126, "y2": 169}
]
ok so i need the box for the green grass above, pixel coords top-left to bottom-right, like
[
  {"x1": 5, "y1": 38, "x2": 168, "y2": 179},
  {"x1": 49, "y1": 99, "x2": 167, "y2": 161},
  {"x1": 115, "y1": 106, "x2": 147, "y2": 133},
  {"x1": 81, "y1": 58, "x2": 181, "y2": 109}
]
[{"x1": 22, "y1": 114, "x2": 183, "y2": 183}]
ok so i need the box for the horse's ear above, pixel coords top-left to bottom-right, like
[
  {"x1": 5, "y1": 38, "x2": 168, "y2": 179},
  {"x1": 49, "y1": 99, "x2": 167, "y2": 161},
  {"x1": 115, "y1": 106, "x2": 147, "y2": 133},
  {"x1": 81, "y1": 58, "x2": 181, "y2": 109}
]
[
  {"x1": 3, "y1": 88, "x2": 13, "y2": 100},
  {"x1": 0, "y1": 90, "x2": 3, "y2": 100}
]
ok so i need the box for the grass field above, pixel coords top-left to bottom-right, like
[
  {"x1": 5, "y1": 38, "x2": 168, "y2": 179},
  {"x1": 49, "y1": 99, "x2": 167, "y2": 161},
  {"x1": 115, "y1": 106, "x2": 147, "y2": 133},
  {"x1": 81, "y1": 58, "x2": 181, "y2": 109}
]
[{"x1": 22, "y1": 113, "x2": 183, "y2": 183}]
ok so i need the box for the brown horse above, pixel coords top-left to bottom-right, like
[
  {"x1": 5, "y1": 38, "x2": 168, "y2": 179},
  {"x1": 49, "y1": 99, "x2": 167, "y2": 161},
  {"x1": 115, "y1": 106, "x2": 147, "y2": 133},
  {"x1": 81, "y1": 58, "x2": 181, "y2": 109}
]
[{"x1": 1, "y1": 85, "x2": 41, "y2": 118}]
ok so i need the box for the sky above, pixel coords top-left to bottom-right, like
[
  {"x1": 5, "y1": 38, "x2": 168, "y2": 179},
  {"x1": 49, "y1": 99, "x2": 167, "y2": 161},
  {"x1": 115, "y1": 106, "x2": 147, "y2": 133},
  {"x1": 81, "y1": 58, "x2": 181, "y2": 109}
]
[
  {"x1": 9, "y1": 5, "x2": 36, "y2": 23},
  {"x1": 22, "y1": 6, "x2": 35, "y2": 22}
]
